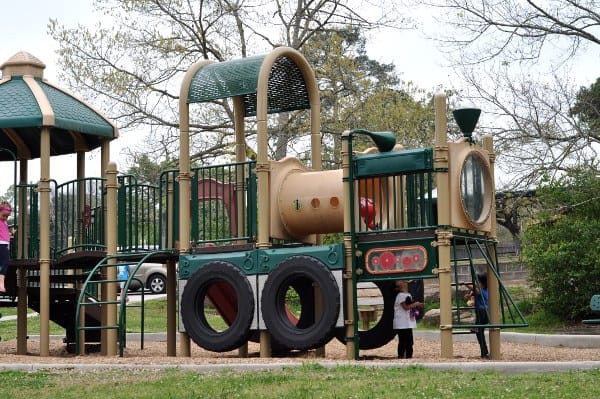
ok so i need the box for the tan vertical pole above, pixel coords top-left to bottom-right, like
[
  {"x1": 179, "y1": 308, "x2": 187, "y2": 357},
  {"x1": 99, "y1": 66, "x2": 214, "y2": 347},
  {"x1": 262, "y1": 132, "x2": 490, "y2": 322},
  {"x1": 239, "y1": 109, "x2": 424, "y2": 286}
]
[
  {"x1": 76, "y1": 151, "x2": 87, "y2": 355},
  {"x1": 166, "y1": 259, "x2": 177, "y2": 356},
  {"x1": 341, "y1": 131, "x2": 356, "y2": 360},
  {"x1": 233, "y1": 98, "x2": 247, "y2": 243},
  {"x1": 105, "y1": 161, "x2": 118, "y2": 356},
  {"x1": 256, "y1": 52, "x2": 275, "y2": 359},
  {"x1": 232, "y1": 97, "x2": 249, "y2": 358},
  {"x1": 77, "y1": 152, "x2": 85, "y2": 246},
  {"x1": 16, "y1": 160, "x2": 28, "y2": 355},
  {"x1": 178, "y1": 60, "x2": 210, "y2": 357},
  {"x1": 433, "y1": 93, "x2": 453, "y2": 358},
  {"x1": 38, "y1": 127, "x2": 51, "y2": 357},
  {"x1": 483, "y1": 135, "x2": 501, "y2": 359},
  {"x1": 100, "y1": 140, "x2": 110, "y2": 354},
  {"x1": 166, "y1": 175, "x2": 176, "y2": 357},
  {"x1": 307, "y1": 59, "x2": 326, "y2": 358}
]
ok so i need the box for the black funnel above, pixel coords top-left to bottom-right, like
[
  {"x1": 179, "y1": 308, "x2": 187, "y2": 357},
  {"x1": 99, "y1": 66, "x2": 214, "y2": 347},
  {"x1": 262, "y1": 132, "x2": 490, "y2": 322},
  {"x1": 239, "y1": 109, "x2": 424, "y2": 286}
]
[{"x1": 452, "y1": 108, "x2": 481, "y2": 138}]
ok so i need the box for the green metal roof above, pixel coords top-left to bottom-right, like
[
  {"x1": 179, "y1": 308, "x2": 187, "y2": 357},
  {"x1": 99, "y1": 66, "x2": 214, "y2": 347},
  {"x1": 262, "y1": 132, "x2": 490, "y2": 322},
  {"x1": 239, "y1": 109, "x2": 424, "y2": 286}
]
[
  {"x1": 188, "y1": 54, "x2": 311, "y2": 117},
  {"x1": 0, "y1": 51, "x2": 117, "y2": 161}
]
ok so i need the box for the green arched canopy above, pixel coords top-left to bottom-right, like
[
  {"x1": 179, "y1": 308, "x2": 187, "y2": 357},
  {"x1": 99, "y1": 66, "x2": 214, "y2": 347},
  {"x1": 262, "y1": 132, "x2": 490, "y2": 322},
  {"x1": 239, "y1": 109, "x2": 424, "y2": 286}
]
[{"x1": 187, "y1": 53, "x2": 311, "y2": 116}]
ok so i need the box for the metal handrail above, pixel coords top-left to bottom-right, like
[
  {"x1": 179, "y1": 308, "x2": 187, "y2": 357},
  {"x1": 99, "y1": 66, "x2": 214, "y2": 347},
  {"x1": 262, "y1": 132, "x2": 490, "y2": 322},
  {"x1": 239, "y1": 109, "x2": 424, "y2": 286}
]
[{"x1": 74, "y1": 249, "x2": 175, "y2": 356}]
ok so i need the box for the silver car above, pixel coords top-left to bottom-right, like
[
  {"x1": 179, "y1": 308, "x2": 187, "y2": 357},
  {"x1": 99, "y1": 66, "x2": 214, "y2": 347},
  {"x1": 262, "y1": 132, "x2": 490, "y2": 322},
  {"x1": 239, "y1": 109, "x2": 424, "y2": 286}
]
[{"x1": 128, "y1": 263, "x2": 167, "y2": 294}]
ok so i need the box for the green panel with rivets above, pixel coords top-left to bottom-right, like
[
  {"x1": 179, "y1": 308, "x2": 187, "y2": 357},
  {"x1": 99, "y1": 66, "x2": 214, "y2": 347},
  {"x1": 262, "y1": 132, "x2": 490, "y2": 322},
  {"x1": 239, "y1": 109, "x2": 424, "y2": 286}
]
[
  {"x1": 354, "y1": 148, "x2": 433, "y2": 177},
  {"x1": 178, "y1": 244, "x2": 344, "y2": 279},
  {"x1": 355, "y1": 236, "x2": 438, "y2": 282},
  {"x1": 178, "y1": 250, "x2": 258, "y2": 279},
  {"x1": 256, "y1": 244, "x2": 345, "y2": 274}
]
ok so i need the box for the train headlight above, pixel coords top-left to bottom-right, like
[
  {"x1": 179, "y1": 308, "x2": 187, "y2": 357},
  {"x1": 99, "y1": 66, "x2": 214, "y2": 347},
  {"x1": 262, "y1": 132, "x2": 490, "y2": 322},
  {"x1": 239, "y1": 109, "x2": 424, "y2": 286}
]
[
  {"x1": 449, "y1": 142, "x2": 493, "y2": 232},
  {"x1": 460, "y1": 151, "x2": 492, "y2": 226}
]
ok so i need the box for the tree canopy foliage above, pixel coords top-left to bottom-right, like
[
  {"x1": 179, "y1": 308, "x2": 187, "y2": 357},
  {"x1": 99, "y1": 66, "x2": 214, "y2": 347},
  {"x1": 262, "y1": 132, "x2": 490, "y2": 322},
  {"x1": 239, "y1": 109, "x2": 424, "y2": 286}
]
[
  {"x1": 49, "y1": 0, "x2": 427, "y2": 171},
  {"x1": 522, "y1": 167, "x2": 600, "y2": 320},
  {"x1": 571, "y1": 77, "x2": 600, "y2": 137}
]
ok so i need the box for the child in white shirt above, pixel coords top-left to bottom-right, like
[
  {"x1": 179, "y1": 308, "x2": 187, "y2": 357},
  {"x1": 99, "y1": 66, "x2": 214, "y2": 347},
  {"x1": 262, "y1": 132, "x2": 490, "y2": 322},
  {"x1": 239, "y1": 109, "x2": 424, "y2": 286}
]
[{"x1": 393, "y1": 280, "x2": 422, "y2": 359}]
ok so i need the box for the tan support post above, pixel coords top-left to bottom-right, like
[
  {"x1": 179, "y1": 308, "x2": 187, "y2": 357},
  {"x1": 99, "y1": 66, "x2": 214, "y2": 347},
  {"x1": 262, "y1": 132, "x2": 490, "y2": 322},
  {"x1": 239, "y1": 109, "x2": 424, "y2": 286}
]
[
  {"x1": 38, "y1": 127, "x2": 51, "y2": 357},
  {"x1": 259, "y1": 331, "x2": 271, "y2": 358},
  {"x1": 178, "y1": 59, "x2": 211, "y2": 357},
  {"x1": 100, "y1": 141, "x2": 110, "y2": 354},
  {"x1": 166, "y1": 173, "x2": 177, "y2": 357},
  {"x1": 105, "y1": 161, "x2": 118, "y2": 356},
  {"x1": 233, "y1": 97, "x2": 250, "y2": 358},
  {"x1": 341, "y1": 131, "x2": 356, "y2": 360},
  {"x1": 166, "y1": 259, "x2": 177, "y2": 356},
  {"x1": 77, "y1": 152, "x2": 85, "y2": 246},
  {"x1": 256, "y1": 53, "x2": 274, "y2": 359},
  {"x1": 309, "y1": 86, "x2": 323, "y2": 357},
  {"x1": 483, "y1": 135, "x2": 501, "y2": 359},
  {"x1": 433, "y1": 93, "x2": 453, "y2": 358},
  {"x1": 16, "y1": 160, "x2": 28, "y2": 355},
  {"x1": 75, "y1": 152, "x2": 86, "y2": 353}
]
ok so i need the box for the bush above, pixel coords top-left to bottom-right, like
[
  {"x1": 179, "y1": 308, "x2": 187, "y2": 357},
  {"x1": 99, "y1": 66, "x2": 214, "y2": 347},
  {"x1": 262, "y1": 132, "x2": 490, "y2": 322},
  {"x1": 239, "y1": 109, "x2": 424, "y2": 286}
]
[{"x1": 522, "y1": 167, "x2": 600, "y2": 321}]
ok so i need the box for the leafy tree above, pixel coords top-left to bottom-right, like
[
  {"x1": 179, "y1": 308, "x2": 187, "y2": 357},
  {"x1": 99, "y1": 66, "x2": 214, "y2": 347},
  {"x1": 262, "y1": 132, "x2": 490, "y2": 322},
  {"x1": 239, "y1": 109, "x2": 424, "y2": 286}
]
[
  {"x1": 571, "y1": 77, "x2": 600, "y2": 136},
  {"x1": 522, "y1": 167, "x2": 600, "y2": 321},
  {"x1": 123, "y1": 153, "x2": 176, "y2": 185},
  {"x1": 291, "y1": 27, "x2": 437, "y2": 169},
  {"x1": 495, "y1": 190, "x2": 537, "y2": 250},
  {"x1": 49, "y1": 0, "x2": 406, "y2": 169}
]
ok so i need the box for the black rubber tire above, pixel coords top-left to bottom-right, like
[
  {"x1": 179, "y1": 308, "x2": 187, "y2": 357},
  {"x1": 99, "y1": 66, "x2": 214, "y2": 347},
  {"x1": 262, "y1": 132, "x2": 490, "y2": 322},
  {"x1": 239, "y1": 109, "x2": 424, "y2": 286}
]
[
  {"x1": 248, "y1": 276, "x2": 317, "y2": 353},
  {"x1": 335, "y1": 280, "x2": 397, "y2": 350},
  {"x1": 181, "y1": 261, "x2": 255, "y2": 352},
  {"x1": 261, "y1": 256, "x2": 340, "y2": 351}
]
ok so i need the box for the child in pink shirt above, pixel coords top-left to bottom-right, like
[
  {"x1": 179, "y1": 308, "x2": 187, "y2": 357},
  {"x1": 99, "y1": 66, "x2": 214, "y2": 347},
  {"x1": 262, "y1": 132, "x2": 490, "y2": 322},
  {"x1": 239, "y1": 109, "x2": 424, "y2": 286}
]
[{"x1": 0, "y1": 201, "x2": 12, "y2": 292}]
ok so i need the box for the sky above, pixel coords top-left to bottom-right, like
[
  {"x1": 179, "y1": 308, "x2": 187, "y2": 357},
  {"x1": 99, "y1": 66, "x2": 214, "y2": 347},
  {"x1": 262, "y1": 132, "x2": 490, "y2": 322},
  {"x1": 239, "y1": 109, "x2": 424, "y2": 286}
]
[
  {"x1": 0, "y1": 1, "x2": 597, "y2": 193},
  {"x1": 0, "y1": 1, "x2": 103, "y2": 192}
]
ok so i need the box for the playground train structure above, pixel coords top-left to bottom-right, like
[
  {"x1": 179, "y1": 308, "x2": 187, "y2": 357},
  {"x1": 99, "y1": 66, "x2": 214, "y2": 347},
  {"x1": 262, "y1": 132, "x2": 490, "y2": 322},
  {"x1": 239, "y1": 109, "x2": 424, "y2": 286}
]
[{"x1": 0, "y1": 47, "x2": 526, "y2": 360}]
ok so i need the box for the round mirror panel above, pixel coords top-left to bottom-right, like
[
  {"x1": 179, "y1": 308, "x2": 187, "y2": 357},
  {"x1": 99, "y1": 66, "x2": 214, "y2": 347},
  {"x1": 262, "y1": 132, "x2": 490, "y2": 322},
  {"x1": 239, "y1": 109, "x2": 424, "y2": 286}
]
[{"x1": 460, "y1": 152, "x2": 491, "y2": 225}]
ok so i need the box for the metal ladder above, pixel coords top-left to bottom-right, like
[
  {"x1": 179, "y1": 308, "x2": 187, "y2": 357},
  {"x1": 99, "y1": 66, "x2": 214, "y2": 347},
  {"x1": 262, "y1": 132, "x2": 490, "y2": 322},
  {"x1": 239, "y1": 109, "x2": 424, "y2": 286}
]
[
  {"x1": 450, "y1": 234, "x2": 528, "y2": 334},
  {"x1": 74, "y1": 250, "x2": 174, "y2": 356}
]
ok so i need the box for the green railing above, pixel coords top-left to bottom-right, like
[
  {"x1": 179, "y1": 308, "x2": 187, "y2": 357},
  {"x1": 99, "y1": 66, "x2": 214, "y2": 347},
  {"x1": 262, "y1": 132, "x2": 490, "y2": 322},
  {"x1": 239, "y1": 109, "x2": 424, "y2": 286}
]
[
  {"x1": 353, "y1": 170, "x2": 435, "y2": 234},
  {"x1": 53, "y1": 177, "x2": 106, "y2": 257},
  {"x1": 15, "y1": 183, "x2": 38, "y2": 259},
  {"x1": 191, "y1": 161, "x2": 257, "y2": 245},
  {"x1": 12, "y1": 160, "x2": 258, "y2": 260},
  {"x1": 117, "y1": 175, "x2": 162, "y2": 251},
  {"x1": 159, "y1": 161, "x2": 257, "y2": 247}
]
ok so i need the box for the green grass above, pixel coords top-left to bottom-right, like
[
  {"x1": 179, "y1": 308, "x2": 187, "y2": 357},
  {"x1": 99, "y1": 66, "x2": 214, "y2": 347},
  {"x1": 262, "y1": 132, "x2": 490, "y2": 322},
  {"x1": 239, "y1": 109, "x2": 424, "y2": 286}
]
[
  {"x1": 0, "y1": 296, "x2": 230, "y2": 340},
  {"x1": 0, "y1": 286, "x2": 575, "y2": 340},
  {"x1": 0, "y1": 312, "x2": 64, "y2": 339},
  {"x1": 0, "y1": 365, "x2": 599, "y2": 398}
]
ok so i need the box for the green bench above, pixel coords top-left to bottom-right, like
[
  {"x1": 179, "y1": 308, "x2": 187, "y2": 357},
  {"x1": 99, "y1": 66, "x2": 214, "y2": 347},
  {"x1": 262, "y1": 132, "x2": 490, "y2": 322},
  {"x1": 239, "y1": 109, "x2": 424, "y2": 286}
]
[{"x1": 582, "y1": 295, "x2": 600, "y2": 325}]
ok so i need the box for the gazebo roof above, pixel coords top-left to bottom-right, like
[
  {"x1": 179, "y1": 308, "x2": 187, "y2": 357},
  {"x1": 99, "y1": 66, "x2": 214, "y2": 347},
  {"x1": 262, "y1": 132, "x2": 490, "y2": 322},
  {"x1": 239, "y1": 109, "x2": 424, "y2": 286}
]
[{"x1": 0, "y1": 51, "x2": 118, "y2": 161}]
